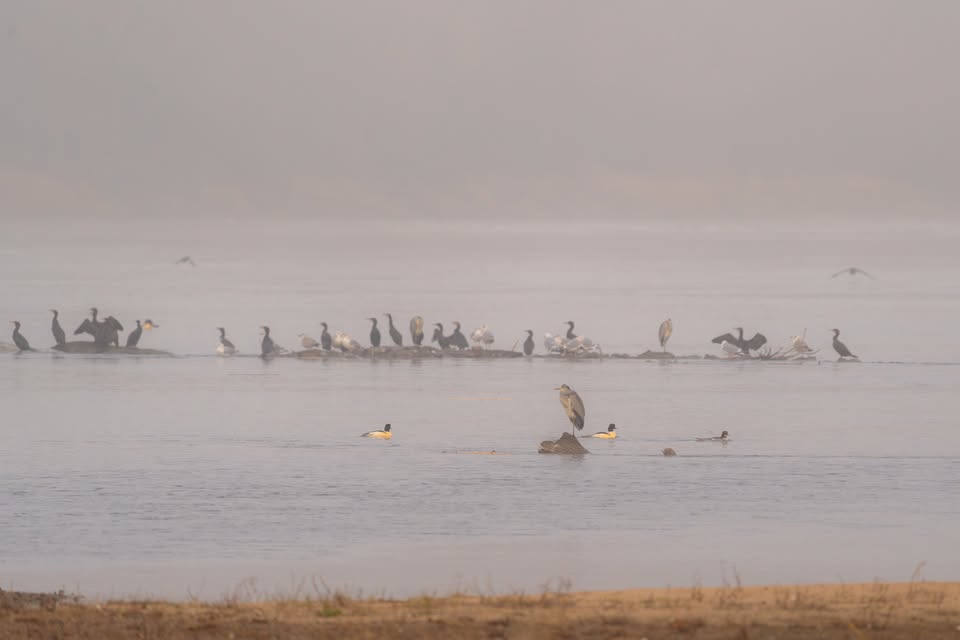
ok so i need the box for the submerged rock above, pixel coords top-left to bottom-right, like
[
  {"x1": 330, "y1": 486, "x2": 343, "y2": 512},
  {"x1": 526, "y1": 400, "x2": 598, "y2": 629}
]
[
  {"x1": 538, "y1": 432, "x2": 590, "y2": 455},
  {"x1": 636, "y1": 350, "x2": 676, "y2": 360}
]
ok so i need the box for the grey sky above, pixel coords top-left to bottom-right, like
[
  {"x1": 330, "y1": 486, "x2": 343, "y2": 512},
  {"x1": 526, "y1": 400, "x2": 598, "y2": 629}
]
[{"x1": 2, "y1": 1, "x2": 958, "y2": 219}]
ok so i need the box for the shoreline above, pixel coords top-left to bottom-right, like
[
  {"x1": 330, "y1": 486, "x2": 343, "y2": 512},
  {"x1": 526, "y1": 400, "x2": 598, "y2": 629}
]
[{"x1": 3, "y1": 581, "x2": 958, "y2": 639}]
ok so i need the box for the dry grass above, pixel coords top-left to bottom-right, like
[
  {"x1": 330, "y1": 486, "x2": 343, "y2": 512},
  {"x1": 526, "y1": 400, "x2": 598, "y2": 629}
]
[{"x1": 2, "y1": 581, "x2": 960, "y2": 639}]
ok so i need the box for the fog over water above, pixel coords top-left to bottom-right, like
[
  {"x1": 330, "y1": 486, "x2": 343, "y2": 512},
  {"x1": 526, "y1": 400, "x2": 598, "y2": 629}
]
[{"x1": 2, "y1": 1, "x2": 960, "y2": 601}]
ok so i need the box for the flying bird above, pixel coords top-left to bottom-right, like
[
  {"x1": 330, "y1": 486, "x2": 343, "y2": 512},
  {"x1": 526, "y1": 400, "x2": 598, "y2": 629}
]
[
  {"x1": 555, "y1": 384, "x2": 585, "y2": 435},
  {"x1": 831, "y1": 329, "x2": 858, "y2": 360},
  {"x1": 832, "y1": 267, "x2": 874, "y2": 279},
  {"x1": 658, "y1": 318, "x2": 673, "y2": 351},
  {"x1": 175, "y1": 256, "x2": 196, "y2": 266}
]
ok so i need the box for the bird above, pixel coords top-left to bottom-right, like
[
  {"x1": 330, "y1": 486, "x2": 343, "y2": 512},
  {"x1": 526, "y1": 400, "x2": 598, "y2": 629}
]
[
  {"x1": 299, "y1": 333, "x2": 320, "y2": 349},
  {"x1": 720, "y1": 340, "x2": 743, "y2": 357},
  {"x1": 832, "y1": 267, "x2": 874, "y2": 279},
  {"x1": 126, "y1": 320, "x2": 143, "y2": 348},
  {"x1": 260, "y1": 326, "x2": 275, "y2": 356},
  {"x1": 588, "y1": 424, "x2": 616, "y2": 439},
  {"x1": 432, "y1": 323, "x2": 451, "y2": 349},
  {"x1": 319, "y1": 323, "x2": 333, "y2": 351},
  {"x1": 333, "y1": 331, "x2": 363, "y2": 352},
  {"x1": 696, "y1": 430, "x2": 729, "y2": 442},
  {"x1": 449, "y1": 322, "x2": 469, "y2": 350},
  {"x1": 175, "y1": 256, "x2": 196, "y2": 266},
  {"x1": 384, "y1": 313, "x2": 403, "y2": 346},
  {"x1": 471, "y1": 325, "x2": 494, "y2": 348},
  {"x1": 11, "y1": 321, "x2": 31, "y2": 351},
  {"x1": 216, "y1": 327, "x2": 237, "y2": 355},
  {"x1": 565, "y1": 321, "x2": 577, "y2": 340},
  {"x1": 831, "y1": 329, "x2": 857, "y2": 359},
  {"x1": 410, "y1": 316, "x2": 424, "y2": 346},
  {"x1": 368, "y1": 318, "x2": 381, "y2": 347},
  {"x1": 523, "y1": 330, "x2": 535, "y2": 356},
  {"x1": 658, "y1": 318, "x2": 673, "y2": 352},
  {"x1": 555, "y1": 384, "x2": 585, "y2": 435},
  {"x1": 142, "y1": 319, "x2": 158, "y2": 330},
  {"x1": 50, "y1": 309, "x2": 66, "y2": 346},
  {"x1": 544, "y1": 333, "x2": 567, "y2": 353},
  {"x1": 712, "y1": 327, "x2": 766, "y2": 354},
  {"x1": 361, "y1": 424, "x2": 392, "y2": 439},
  {"x1": 662, "y1": 448, "x2": 677, "y2": 457},
  {"x1": 790, "y1": 329, "x2": 813, "y2": 354}
]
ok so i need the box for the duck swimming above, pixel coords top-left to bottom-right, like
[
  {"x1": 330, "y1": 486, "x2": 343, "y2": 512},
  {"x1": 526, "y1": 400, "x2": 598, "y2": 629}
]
[
  {"x1": 696, "y1": 430, "x2": 729, "y2": 442},
  {"x1": 588, "y1": 424, "x2": 617, "y2": 439},
  {"x1": 361, "y1": 424, "x2": 392, "y2": 439}
]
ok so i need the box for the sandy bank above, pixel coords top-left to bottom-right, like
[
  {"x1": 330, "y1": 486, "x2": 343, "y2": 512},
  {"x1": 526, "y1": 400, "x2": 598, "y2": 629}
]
[{"x1": 2, "y1": 581, "x2": 959, "y2": 639}]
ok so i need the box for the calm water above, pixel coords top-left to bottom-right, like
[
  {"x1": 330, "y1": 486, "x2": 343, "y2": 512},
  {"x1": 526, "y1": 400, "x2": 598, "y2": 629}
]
[{"x1": 1, "y1": 218, "x2": 959, "y2": 599}]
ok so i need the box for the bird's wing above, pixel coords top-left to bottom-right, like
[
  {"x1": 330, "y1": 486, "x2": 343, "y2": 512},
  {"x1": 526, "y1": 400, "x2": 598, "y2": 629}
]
[
  {"x1": 857, "y1": 269, "x2": 876, "y2": 279},
  {"x1": 831, "y1": 268, "x2": 847, "y2": 278},
  {"x1": 745, "y1": 333, "x2": 767, "y2": 351},
  {"x1": 711, "y1": 333, "x2": 737, "y2": 345},
  {"x1": 570, "y1": 391, "x2": 585, "y2": 428}
]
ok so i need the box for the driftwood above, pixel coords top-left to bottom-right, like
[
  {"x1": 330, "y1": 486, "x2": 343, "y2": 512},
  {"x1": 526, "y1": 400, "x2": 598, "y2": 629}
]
[
  {"x1": 538, "y1": 432, "x2": 590, "y2": 455},
  {"x1": 52, "y1": 341, "x2": 172, "y2": 356}
]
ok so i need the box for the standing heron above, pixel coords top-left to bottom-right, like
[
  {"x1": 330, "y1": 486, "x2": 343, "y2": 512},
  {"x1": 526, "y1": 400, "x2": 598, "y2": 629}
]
[
  {"x1": 450, "y1": 321, "x2": 469, "y2": 350},
  {"x1": 368, "y1": 318, "x2": 381, "y2": 347},
  {"x1": 50, "y1": 309, "x2": 66, "y2": 346},
  {"x1": 831, "y1": 329, "x2": 857, "y2": 359},
  {"x1": 11, "y1": 321, "x2": 31, "y2": 352},
  {"x1": 658, "y1": 318, "x2": 673, "y2": 352},
  {"x1": 384, "y1": 313, "x2": 403, "y2": 346},
  {"x1": 260, "y1": 326, "x2": 275, "y2": 356},
  {"x1": 565, "y1": 321, "x2": 577, "y2": 340},
  {"x1": 432, "y1": 323, "x2": 451, "y2": 349},
  {"x1": 126, "y1": 320, "x2": 143, "y2": 348},
  {"x1": 319, "y1": 323, "x2": 333, "y2": 351},
  {"x1": 299, "y1": 333, "x2": 320, "y2": 349},
  {"x1": 523, "y1": 330, "x2": 535, "y2": 356},
  {"x1": 410, "y1": 316, "x2": 424, "y2": 346},
  {"x1": 555, "y1": 384, "x2": 585, "y2": 435},
  {"x1": 217, "y1": 327, "x2": 237, "y2": 355}
]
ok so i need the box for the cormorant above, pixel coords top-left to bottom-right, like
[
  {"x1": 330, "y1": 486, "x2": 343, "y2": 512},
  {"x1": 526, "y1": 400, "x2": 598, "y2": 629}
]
[
  {"x1": 368, "y1": 318, "x2": 381, "y2": 347},
  {"x1": 711, "y1": 327, "x2": 766, "y2": 354},
  {"x1": 658, "y1": 318, "x2": 673, "y2": 351},
  {"x1": 11, "y1": 321, "x2": 31, "y2": 351},
  {"x1": 555, "y1": 384, "x2": 585, "y2": 435},
  {"x1": 832, "y1": 267, "x2": 874, "y2": 279},
  {"x1": 523, "y1": 330, "x2": 535, "y2": 356},
  {"x1": 450, "y1": 321, "x2": 469, "y2": 350},
  {"x1": 361, "y1": 424, "x2": 392, "y2": 439},
  {"x1": 432, "y1": 323, "x2": 451, "y2": 349},
  {"x1": 565, "y1": 321, "x2": 577, "y2": 340},
  {"x1": 299, "y1": 333, "x2": 320, "y2": 349},
  {"x1": 471, "y1": 325, "x2": 494, "y2": 348},
  {"x1": 696, "y1": 430, "x2": 729, "y2": 442},
  {"x1": 410, "y1": 316, "x2": 424, "y2": 346},
  {"x1": 588, "y1": 424, "x2": 616, "y2": 439},
  {"x1": 320, "y1": 323, "x2": 332, "y2": 351},
  {"x1": 217, "y1": 327, "x2": 236, "y2": 355},
  {"x1": 832, "y1": 329, "x2": 857, "y2": 359},
  {"x1": 260, "y1": 326, "x2": 274, "y2": 356},
  {"x1": 384, "y1": 313, "x2": 403, "y2": 346},
  {"x1": 50, "y1": 309, "x2": 66, "y2": 346},
  {"x1": 126, "y1": 320, "x2": 143, "y2": 348}
]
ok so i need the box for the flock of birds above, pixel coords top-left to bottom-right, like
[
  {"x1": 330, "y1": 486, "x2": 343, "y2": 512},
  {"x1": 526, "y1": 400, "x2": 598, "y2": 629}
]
[
  {"x1": 358, "y1": 383, "x2": 730, "y2": 457},
  {"x1": 8, "y1": 309, "x2": 860, "y2": 362}
]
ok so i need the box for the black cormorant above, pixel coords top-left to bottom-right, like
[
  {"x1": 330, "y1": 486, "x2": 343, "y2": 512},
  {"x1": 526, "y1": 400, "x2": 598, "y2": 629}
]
[
  {"x1": 217, "y1": 327, "x2": 237, "y2": 355},
  {"x1": 261, "y1": 326, "x2": 274, "y2": 356},
  {"x1": 711, "y1": 327, "x2": 767, "y2": 354},
  {"x1": 384, "y1": 313, "x2": 403, "y2": 346},
  {"x1": 565, "y1": 321, "x2": 577, "y2": 340},
  {"x1": 126, "y1": 320, "x2": 143, "y2": 348},
  {"x1": 555, "y1": 384, "x2": 585, "y2": 435},
  {"x1": 432, "y1": 323, "x2": 451, "y2": 349},
  {"x1": 11, "y1": 321, "x2": 31, "y2": 351},
  {"x1": 832, "y1": 329, "x2": 857, "y2": 359},
  {"x1": 50, "y1": 310, "x2": 66, "y2": 346},
  {"x1": 368, "y1": 318, "x2": 381, "y2": 347},
  {"x1": 523, "y1": 330, "x2": 535, "y2": 356},
  {"x1": 410, "y1": 316, "x2": 424, "y2": 346},
  {"x1": 450, "y1": 321, "x2": 469, "y2": 350},
  {"x1": 320, "y1": 322, "x2": 332, "y2": 351}
]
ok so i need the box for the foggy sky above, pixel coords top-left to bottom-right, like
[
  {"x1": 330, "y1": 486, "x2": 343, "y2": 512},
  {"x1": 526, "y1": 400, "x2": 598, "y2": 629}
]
[{"x1": 2, "y1": 1, "x2": 958, "y2": 220}]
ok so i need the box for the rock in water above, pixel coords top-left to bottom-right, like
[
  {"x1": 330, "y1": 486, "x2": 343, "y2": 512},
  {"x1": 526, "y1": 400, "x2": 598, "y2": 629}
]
[{"x1": 538, "y1": 432, "x2": 590, "y2": 455}]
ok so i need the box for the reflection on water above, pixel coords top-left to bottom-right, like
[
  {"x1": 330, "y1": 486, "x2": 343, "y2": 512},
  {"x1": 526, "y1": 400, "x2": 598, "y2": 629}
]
[{"x1": 1, "y1": 219, "x2": 959, "y2": 598}]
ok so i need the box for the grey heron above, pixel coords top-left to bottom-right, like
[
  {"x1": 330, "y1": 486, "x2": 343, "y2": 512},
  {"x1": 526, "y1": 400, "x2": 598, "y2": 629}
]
[
  {"x1": 555, "y1": 384, "x2": 585, "y2": 435},
  {"x1": 658, "y1": 318, "x2": 673, "y2": 351}
]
